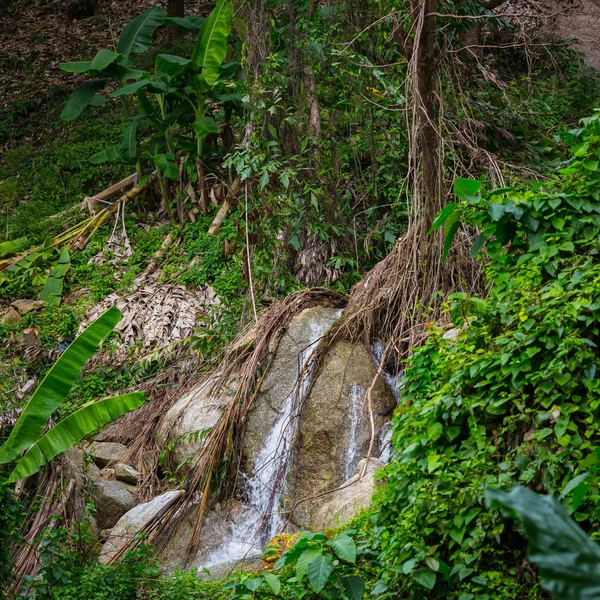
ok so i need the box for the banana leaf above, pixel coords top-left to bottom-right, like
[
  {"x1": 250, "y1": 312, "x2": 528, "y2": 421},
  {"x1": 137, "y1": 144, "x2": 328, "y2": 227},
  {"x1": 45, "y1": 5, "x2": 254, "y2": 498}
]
[
  {"x1": 61, "y1": 79, "x2": 107, "y2": 121},
  {"x1": 0, "y1": 307, "x2": 122, "y2": 464},
  {"x1": 117, "y1": 7, "x2": 166, "y2": 65},
  {"x1": 6, "y1": 392, "x2": 146, "y2": 483},
  {"x1": 39, "y1": 248, "x2": 70, "y2": 306},
  {"x1": 191, "y1": 0, "x2": 233, "y2": 87}
]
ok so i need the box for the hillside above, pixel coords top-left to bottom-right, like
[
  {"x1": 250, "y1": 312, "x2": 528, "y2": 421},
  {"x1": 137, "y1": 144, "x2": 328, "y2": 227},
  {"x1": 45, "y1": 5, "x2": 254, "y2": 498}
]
[{"x1": 1, "y1": 1, "x2": 600, "y2": 599}]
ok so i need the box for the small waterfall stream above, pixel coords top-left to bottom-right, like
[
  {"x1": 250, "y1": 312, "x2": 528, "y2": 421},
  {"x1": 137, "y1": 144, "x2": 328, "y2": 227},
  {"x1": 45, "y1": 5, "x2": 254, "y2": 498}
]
[
  {"x1": 343, "y1": 384, "x2": 364, "y2": 479},
  {"x1": 371, "y1": 341, "x2": 402, "y2": 463},
  {"x1": 199, "y1": 311, "x2": 342, "y2": 571}
]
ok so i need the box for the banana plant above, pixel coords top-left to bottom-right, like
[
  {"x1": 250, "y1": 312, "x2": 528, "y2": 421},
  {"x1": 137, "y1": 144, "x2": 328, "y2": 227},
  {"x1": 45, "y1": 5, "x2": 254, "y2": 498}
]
[
  {"x1": 1, "y1": 241, "x2": 70, "y2": 306},
  {"x1": 59, "y1": 1, "x2": 240, "y2": 213},
  {"x1": 0, "y1": 307, "x2": 146, "y2": 484}
]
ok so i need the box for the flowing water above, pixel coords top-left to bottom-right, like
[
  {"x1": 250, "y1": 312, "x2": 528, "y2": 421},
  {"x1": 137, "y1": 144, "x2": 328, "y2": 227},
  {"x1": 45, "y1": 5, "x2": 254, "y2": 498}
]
[
  {"x1": 371, "y1": 341, "x2": 402, "y2": 463},
  {"x1": 199, "y1": 311, "x2": 342, "y2": 571},
  {"x1": 343, "y1": 383, "x2": 365, "y2": 479}
]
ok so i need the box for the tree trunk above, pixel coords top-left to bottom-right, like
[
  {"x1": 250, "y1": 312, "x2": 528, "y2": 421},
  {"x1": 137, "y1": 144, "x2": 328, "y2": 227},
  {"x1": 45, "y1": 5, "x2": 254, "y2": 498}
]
[
  {"x1": 413, "y1": 0, "x2": 442, "y2": 229},
  {"x1": 166, "y1": 0, "x2": 185, "y2": 47}
]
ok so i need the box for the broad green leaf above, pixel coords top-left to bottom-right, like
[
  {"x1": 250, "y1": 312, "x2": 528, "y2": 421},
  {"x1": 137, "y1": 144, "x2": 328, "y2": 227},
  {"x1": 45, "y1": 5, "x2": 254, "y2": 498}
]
[
  {"x1": 39, "y1": 248, "x2": 70, "y2": 306},
  {"x1": 341, "y1": 576, "x2": 365, "y2": 600},
  {"x1": 193, "y1": 116, "x2": 220, "y2": 142},
  {"x1": 560, "y1": 472, "x2": 590, "y2": 499},
  {"x1": 429, "y1": 202, "x2": 457, "y2": 233},
  {"x1": 123, "y1": 122, "x2": 138, "y2": 160},
  {"x1": 90, "y1": 94, "x2": 109, "y2": 107},
  {"x1": 110, "y1": 79, "x2": 173, "y2": 97},
  {"x1": 486, "y1": 486, "x2": 600, "y2": 600},
  {"x1": 243, "y1": 577, "x2": 263, "y2": 592},
  {"x1": 90, "y1": 48, "x2": 120, "y2": 71},
  {"x1": 307, "y1": 553, "x2": 334, "y2": 593},
  {"x1": 191, "y1": 0, "x2": 233, "y2": 86},
  {"x1": 101, "y1": 64, "x2": 146, "y2": 80},
  {"x1": 328, "y1": 533, "x2": 357, "y2": 563},
  {"x1": 117, "y1": 7, "x2": 166, "y2": 65},
  {"x1": 164, "y1": 16, "x2": 205, "y2": 32},
  {"x1": 110, "y1": 79, "x2": 152, "y2": 97},
  {"x1": 263, "y1": 573, "x2": 281, "y2": 595},
  {"x1": 412, "y1": 568, "x2": 436, "y2": 590},
  {"x1": 59, "y1": 60, "x2": 92, "y2": 73},
  {"x1": 89, "y1": 144, "x2": 123, "y2": 164},
  {"x1": 153, "y1": 154, "x2": 179, "y2": 180},
  {"x1": 0, "y1": 307, "x2": 122, "y2": 464},
  {"x1": 156, "y1": 54, "x2": 191, "y2": 76},
  {"x1": 296, "y1": 548, "x2": 321, "y2": 579},
  {"x1": 454, "y1": 177, "x2": 481, "y2": 202},
  {"x1": 6, "y1": 392, "x2": 145, "y2": 483},
  {"x1": 442, "y1": 208, "x2": 463, "y2": 262},
  {"x1": 61, "y1": 79, "x2": 107, "y2": 120},
  {"x1": 0, "y1": 237, "x2": 28, "y2": 258}
]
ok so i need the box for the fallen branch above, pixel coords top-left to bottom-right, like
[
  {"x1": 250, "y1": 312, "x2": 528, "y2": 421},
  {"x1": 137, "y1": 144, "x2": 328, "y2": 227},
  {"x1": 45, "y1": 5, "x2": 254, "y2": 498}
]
[{"x1": 208, "y1": 177, "x2": 241, "y2": 235}]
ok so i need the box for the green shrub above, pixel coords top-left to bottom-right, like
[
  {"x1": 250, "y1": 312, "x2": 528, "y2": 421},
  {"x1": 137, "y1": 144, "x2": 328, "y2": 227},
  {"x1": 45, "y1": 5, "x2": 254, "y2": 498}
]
[
  {"x1": 374, "y1": 111, "x2": 600, "y2": 599},
  {"x1": 29, "y1": 522, "x2": 160, "y2": 600}
]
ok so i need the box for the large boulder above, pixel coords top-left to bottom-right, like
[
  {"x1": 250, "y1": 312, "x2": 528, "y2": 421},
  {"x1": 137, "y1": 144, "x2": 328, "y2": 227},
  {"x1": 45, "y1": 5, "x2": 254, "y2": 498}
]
[
  {"x1": 310, "y1": 458, "x2": 384, "y2": 530},
  {"x1": 159, "y1": 376, "x2": 236, "y2": 471},
  {"x1": 101, "y1": 490, "x2": 185, "y2": 564},
  {"x1": 88, "y1": 442, "x2": 129, "y2": 468},
  {"x1": 114, "y1": 464, "x2": 140, "y2": 485},
  {"x1": 287, "y1": 340, "x2": 395, "y2": 528},
  {"x1": 61, "y1": 448, "x2": 100, "y2": 525},
  {"x1": 243, "y1": 306, "x2": 342, "y2": 467},
  {"x1": 93, "y1": 481, "x2": 137, "y2": 529}
]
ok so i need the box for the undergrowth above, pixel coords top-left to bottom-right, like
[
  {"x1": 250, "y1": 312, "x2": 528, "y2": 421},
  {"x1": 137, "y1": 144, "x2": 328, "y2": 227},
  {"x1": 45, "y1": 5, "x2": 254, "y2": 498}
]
[{"x1": 373, "y1": 111, "x2": 600, "y2": 599}]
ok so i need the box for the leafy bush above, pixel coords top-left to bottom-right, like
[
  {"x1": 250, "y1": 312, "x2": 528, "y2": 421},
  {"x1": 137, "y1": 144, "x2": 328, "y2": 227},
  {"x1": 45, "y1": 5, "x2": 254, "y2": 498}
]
[
  {"x1": 30, "y1": 523, "x2": 159, "y2": 600},
  {"x1": 374, "y1": 111, "x2": 600, "y2": 599},
  {"x1": 228, "y1": 530, "x2": 370, "y2": 600}
]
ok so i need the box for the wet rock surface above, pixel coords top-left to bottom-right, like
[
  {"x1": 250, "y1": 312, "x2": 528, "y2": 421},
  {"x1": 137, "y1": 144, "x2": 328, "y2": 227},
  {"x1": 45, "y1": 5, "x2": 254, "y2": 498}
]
[
  {"x1": 93, "y1": 481, "x2": 136, "y2": 529},
  {"x1": 288, "y1": 340, "x2": 395, "y2": 528}
]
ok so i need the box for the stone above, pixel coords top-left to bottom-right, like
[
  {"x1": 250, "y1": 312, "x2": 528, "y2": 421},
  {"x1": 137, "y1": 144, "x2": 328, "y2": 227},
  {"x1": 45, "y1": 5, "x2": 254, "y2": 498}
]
[
  {"x1": 287, "y1": 339, "x2": 395, "y2": 528},
  {"x1": 100, "y1": 490, "x2": 184, "y2": 563},
  {"x1": 243, "y1": 306, "x2": 342, "y2": 467},
  {"x1": 22, "y1": 328, "x2": 41, "y2": 347},
  {"x1": 16, "y1": 379, "x2": 36, "y2": 399},
  {"x1": 310, "y1": 458, "x2": 385, "y2": 530},
  {"x1": 4, "y1": 307, "x2": 20, "y2": 324},
  {"x1": 114, "y1": 464, "x2": 140, "y2": 485},
  {"x1": 60, "y1": 448, "x2": 101, "y2": 529},
  {"x1": 159, "y1": 376, "x2": 235, "y2": 472},
  {"x1": 10, "y1": 299, "x2": 45, "y2": 315},
  {"x1": 92, "y1": 481, "x2": 136, "y2": 529},
  {"x1": 88, "y1": 441, "x2": 128, "y2": 468}
]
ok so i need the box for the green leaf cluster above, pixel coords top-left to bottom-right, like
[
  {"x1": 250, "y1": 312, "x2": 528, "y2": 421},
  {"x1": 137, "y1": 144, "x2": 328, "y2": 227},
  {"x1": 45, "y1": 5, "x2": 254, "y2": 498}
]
[
  {"x1": 374, "y1": 111, "x2": 600, "y2": 599},
  {"x1": 228, "y1": 531, "x2": 365, "y2": 600}
]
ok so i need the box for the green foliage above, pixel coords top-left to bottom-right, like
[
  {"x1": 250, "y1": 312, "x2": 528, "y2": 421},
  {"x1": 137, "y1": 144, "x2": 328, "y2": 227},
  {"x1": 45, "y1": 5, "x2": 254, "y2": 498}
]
[
  {"x1": 60, "y1": 0, "x2": 239, "y2": 207},
  {"x1": 7, "y1": 392, "x2": 145, "y2": 483},
  {"x1": 148, "y1": 569, "x2": 231, "y2": 600},
  {"x1": 0, "y1": 485, "x2": 23, "y2": 597},
  {"x1": 487, "y1": 486, "x2": 600, "y2": 600},
  {"x1": 29, "y1": 521, "x2": 160, "y2": 600},
  {"x1": 0, "y1": 307, "x2": 145, "y2": 483},
  {"x1": 374, "y1": 112, "x2": 600, "y2": 599},
  {"x1": 229, "y1": 530, "x2": 366, "y2": 600}
]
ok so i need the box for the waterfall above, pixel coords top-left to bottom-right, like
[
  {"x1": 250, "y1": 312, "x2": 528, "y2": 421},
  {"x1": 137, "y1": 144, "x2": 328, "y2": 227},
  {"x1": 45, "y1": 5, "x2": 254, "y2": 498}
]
[
  {"x1": 371, "y1": 341, "x2": 401, "y2": 463},
  {"x1": 198, "y1": 311, "x2": 342, "y2": 571},
  {"x1": 343, "y1": 384, "x2": 364, "y2": 479},
  {"x1": 371, "y1": 340, "x2": 402, "y2": 402}
]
